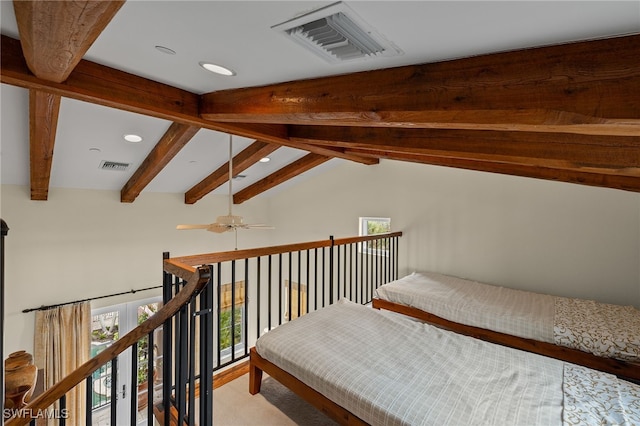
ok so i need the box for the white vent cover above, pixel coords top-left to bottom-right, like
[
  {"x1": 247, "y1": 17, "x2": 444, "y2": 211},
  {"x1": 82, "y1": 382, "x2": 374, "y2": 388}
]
[
  {"x1": 99, "y1": 160, "x2": 130, "y2": 171},
  {"x1": 272, "y1": 2, "x2": 402, "y2": 63}
]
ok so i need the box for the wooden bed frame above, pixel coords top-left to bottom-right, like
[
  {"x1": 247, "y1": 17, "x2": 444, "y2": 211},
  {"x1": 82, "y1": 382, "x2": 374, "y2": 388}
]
[
  {"x1": 372, "y1": 297, "x2": 640, "y2": 383},
  {"x1": 249, "y1": 347, "x2": 367, "y2": 426}
]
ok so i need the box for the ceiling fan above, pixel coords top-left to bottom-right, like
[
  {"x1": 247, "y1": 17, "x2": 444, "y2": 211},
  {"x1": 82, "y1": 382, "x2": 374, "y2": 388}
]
[{"x1": 177, "y1": 134, "x2": 274, "y2": 234}]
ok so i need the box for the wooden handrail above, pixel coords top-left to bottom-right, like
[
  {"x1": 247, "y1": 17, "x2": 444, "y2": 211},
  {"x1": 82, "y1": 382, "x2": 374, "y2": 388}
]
[
  {"x1": 5, "y1": 266, "x2": 211, "y2": 426},
  {"x1": 165, "y1": 232, "x2": 403, "y2": 272}
]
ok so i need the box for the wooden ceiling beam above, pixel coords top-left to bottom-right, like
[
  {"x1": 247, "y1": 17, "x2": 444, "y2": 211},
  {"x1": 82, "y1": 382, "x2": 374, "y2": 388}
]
[
  {"x1": 289, "y1": 126, "x2": 640, "y2": 172},
  {"x1": 185, "y1": 141, "x2": 280, "y2": 205},
  {"x1": 348, "y1": 149, "x2": 640, "y2": 193},
  {"x1": 29, "y1": 89, "x2": 61, "y2": 200},
  {"x1": 1, "y1": 35, "x2": 377, "y2": 167},
  {"x1": 233, "y1": 154, "x2": 331, "y2": 204},
  {"x1": 0, "y1": 35, "x2": 287, "y2": 145},
  {"x1": 121, "y1": 122, "x2": 201, "y2": 203},
  {"x1": 201, "y1": 35, "x2": 640, "y2": 137},
  {"x1": 13, "y1": 0, "x2": 125, "y2": 83}
]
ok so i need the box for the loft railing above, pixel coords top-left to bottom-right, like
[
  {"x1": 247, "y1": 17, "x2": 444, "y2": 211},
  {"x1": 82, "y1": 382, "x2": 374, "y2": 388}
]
[
  {"x1": 5, "y1": 232, "x2": 401, "y2": 425},
  {"x1": 4, "y1": 266, "x2": 211, "y2": 426}
]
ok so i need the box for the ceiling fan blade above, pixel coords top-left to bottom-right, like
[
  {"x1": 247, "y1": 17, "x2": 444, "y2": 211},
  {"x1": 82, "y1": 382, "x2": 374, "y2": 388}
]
[
  {"x1": 246, "y1": 224, "x2": 275, "y2": 230},
  {"x1": 177, "y1": 224, "x2": 211, "y2": 230},
  {"x1": 207, "y1": 224, "x2": 232, "y2": 233}
]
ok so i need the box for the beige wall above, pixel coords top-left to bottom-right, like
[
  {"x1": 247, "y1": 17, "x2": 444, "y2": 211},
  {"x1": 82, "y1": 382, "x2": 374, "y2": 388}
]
[
  {"x1": 1, "y1": 185, "x2": 272, "y2": 355},
  {"x1": 265, "y1": 160, "x2": 640, "y2": 308},
  {"x1": 2, "y1": 159, "x2": 640, "y2": 357}
]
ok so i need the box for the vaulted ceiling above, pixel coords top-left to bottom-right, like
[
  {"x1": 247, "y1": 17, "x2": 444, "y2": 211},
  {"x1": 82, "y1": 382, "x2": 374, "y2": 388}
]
[{"x1": 1, "y1": 1, "x2": 639, "y2": 205}]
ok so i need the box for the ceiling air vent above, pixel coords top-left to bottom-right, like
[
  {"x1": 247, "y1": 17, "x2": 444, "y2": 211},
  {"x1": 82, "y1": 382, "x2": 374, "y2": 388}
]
[
  {"x1": 272, "y1": 2, "x2": 402, "y2": 63},
  {"x1": 99, "y1": 160, "x2": 130, "y2": 171}
]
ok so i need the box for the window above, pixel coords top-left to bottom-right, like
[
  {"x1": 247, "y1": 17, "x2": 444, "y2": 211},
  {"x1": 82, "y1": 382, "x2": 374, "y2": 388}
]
[
  {"x1": 219, "y1": 281, "x2": 245, "y2": 360},
  {"x1": 359, "y1": 217, "x2": 391, "y2": 255}
]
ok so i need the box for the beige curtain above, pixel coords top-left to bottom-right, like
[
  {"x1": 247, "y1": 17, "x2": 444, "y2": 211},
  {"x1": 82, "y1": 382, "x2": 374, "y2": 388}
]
[{"x1": 34, "y1": 302, "x2": 90, "y2": 426}]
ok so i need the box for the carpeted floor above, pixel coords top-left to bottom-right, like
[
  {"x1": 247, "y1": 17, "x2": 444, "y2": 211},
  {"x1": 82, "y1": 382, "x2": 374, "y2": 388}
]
[{"x1": 213, "y1": 373, "x2": 338, "y2": 426}]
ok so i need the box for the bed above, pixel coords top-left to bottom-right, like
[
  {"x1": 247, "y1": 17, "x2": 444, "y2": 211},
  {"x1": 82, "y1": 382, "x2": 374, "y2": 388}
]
[
  {"x1": 372, "y1": 272, "x2": 640, "y2": 382},
  {"x1": 250, "y1": 299, "x2": 640, "y2": 426}
]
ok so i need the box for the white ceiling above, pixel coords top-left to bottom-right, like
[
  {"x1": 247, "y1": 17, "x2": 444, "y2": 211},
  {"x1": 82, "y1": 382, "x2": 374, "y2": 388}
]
[{"x1": 1, "y1": 1, "x2": 638, "y2": 198}]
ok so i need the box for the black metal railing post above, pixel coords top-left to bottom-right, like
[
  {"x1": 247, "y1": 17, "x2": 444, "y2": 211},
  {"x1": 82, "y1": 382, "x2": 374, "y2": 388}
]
[
  {"x1": 147, "y1": 331, "x2": 155, "y2": 426},
  {"x1": 199, "y1": 266, "x2": 214, "y2": 426},
  {"x1": 1, "y1": 219, "x2": 8, "y2": 415},
  {"x1": 131, "y1": 342, "x2": 138, "y2": 423},
  {"x1": 110, "y1": 358, "x2": 117, "y2": 425},
  {"x1": 161, "y1": 252, "x2": 173, "y2": 426}
]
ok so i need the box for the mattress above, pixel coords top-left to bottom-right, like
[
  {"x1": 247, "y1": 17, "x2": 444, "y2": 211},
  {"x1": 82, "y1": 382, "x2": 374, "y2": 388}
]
[
  {"x1": 375, "y1": 272, "x2": 640, "y2": 362},
  {"x1": 255, "y1": 299, "x2": 640, "y2": 426}
]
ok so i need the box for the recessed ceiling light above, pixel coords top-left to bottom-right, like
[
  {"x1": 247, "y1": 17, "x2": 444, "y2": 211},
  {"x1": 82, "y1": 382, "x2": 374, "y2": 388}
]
[
  {"x1": 199, "y1": 62, "x2": 236, "y2": 76},
  {"x1": 155, "y1": 45, "x2": 176, "y2": 55},
  {"x1": 123, "y1": 134, "x2": 143, "y2": 143},
  {"x1": 259, "y1": 157, "x2": 271, "y2": 163},
  {"x1": 89, "y1": 147, "x2": 101, "y2": 153}
]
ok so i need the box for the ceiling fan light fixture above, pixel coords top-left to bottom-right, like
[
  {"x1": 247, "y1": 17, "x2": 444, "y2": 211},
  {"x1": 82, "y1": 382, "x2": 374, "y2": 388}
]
[
  {"x1": 199, "y1": 62, "x2": 236, "y2": 76},
  {"x1": 216, "y1": 215, "x2": 244, "y2": 226}
]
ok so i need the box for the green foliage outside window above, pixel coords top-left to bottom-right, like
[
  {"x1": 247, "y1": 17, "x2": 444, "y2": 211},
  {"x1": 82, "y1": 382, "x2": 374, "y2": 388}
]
[
  {"x1": 219, "y1": 308, "x2": 243, "y2": 350},
  {"x1": 365, "y1": 219, "x2": 391, "y2": 251}
]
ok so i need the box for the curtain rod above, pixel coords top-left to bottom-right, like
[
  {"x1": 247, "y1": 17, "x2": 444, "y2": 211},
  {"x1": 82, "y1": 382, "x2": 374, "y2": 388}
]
[{"x1": 22, "y1": 284, "x2": 162, "y2": 313}]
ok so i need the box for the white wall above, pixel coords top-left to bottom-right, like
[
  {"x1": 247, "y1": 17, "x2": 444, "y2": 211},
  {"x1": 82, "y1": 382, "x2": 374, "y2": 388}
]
[
  {"x1": 265, "y1": 160, "x2": 640, "y2": 307},
  {"x1": 2, "y1": 160, "x2": 640, "y2": 358}
]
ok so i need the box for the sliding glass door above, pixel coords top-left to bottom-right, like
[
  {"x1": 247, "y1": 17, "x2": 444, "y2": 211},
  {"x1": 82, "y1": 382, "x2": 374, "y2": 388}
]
[{"x1": 90, "y1": 297, "x2": 162, "y2": 425}]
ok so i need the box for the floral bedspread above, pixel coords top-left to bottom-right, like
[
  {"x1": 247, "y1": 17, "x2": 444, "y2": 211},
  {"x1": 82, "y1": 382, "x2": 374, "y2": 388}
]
[
  {"x1": 563, "y1": 364, "x2": 640, "y2": 425},
  {"x1": 554, "y1": 297, "x2": 640, "y2": 362}
]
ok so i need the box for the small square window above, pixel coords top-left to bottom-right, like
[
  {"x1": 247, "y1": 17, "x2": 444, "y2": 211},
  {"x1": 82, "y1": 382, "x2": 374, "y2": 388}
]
[{"x1": 359, "y1": 217, "x2": 391, "y2": 255}]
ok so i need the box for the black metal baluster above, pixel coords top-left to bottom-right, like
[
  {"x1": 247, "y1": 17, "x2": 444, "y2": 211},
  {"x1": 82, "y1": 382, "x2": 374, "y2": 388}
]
[
  {"x1": 395, "y1": 237, "x2": 398, "y2": 279},
  {"x1": 231, "y1": 260, "x2": 236, "y2": 361},
  {"x1": 314, "y1": 248, "x2": 318, "y2": 311},
  {"x1": 256, "y1": 257, "x2": 261, "y2": 340},
  {"x1": 177, "y1": 283, "x2": 188, "y2": 426},
  {"x1": 297, "y1": 251, "x2": 301, "y2": 318},
  {"x1": 147, "y1": 331, "x2": 155, "y2": 426},
  {"x1": 188, "y1": 294, "x2": 197, "y2": 426},
  {"x1": 162, "y1": 253, "x2": 173, "y2": 426},
  {"x1": 343, "y1": 244, "x2": 347, "y2": 298},
  {"x1": 278, "y1": 254, "x2": 283, "y2": 325},
  {"x1": 267, "y1": 255, "x2": 272, "y2": 332},
  {"x1": 199, "y1": 267, "x2": 213, "y2": 426},
  {"x1": 110, "y1": 358, "x2": 117, "y2": 426},
  {"x1": 244, "y1": 258, "x2": 249, "y2": 356},
  {"x1": 59, "y1": 394, "x2": 67, "y2": 426},
  {"x1": 377, "y1": 237, "x2": 381, "y2": 290},
  {"x1": 322, "y1": 247, "x2": 326, "y2": 307},
  {"x1": 355, "y1": 242, "x2": 360, "y2": 304},
  {"x1": 305, "y1": 250, "x2": 310, "y2": 315},
  {"x1": 336, "y1": 243, "x2": 341, "y2": 302},
  {"x1": 287, "y1": 252, "x2": 292, "y2": 321},
  {"x1": 329, "y1": 236, "x2": 334, "y2": 305},
  {"x1": 131, "y1": 342, "x2": 138, "y2": 424},
  {"x1": 85, "y1": 376, "x2": 92, "y2": 425},
  {"x1": 216, "y1": 264, "x2": 222, "y2": 369},
  {"x1": 349, "y1": 243, "x2": 354, "y2": 301}
]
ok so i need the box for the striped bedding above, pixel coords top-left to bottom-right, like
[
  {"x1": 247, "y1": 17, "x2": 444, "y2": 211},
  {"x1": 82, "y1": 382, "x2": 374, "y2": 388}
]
[
  {"x1": 255, "y1": 299, "x2": 640, "y2": 426},
  {"x1": 374, "y1": 272, "x2": 640, "y2": 362}
]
